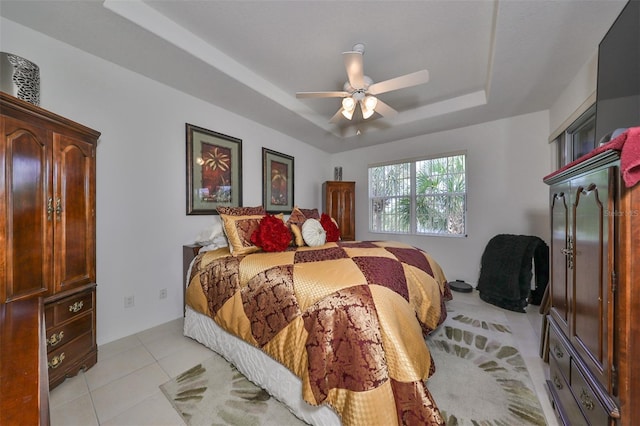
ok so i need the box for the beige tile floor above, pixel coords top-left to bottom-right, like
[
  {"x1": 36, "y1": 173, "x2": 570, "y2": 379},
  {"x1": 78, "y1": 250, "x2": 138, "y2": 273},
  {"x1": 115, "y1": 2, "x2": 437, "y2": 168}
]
[{"x1": 49, "y1": 290, "x2": 558, "y2": 425}]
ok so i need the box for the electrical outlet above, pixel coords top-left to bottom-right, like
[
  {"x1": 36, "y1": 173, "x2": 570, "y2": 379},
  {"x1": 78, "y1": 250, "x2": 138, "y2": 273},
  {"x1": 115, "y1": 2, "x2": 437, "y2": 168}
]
[
  {"x1": 124, "y1": 295, "x2": 135, "y2": 308},
  {"x1": 159, "y1": 288, "x2": 167, "y2": 299}
]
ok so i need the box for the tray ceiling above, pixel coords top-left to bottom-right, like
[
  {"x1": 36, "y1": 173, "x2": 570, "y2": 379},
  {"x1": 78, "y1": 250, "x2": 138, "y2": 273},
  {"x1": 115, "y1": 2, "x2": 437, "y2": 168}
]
[{"x1": 0, "y1": 0, "x2": 627, "y2": 153}]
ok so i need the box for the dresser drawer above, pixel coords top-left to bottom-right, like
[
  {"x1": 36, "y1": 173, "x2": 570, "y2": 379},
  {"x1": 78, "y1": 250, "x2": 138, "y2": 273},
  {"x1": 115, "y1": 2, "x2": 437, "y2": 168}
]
[
  {"x1": 47, "y1": 331, "x2": 93, "y2": 373},
  {"x1": 570, "y1": 359, "x2": 609, "y2": 426},
  {"x1": 45, "y1": 312, "x2": 92, "y2": 353},
  {"x1": 548, "y1": 321, "x2": 570, "y2": 381},
  {"x1": 46, "y1": 291, "x2": 93, "y2": 326},
  {"x1": 548, "y1": 355, "x2": 586, "y2": 425}
]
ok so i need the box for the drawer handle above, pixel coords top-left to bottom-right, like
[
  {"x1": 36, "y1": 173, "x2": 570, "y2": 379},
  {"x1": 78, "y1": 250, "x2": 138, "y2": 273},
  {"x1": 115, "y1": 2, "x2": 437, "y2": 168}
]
[
  {"x1": 561, "y1": 237, "x2": 574, "y2": 270},
  {"x1": 580, "y1": 388, "x2": 595, "y2": 411},
  {"x1": 55, "y1": 197, "x2": 62, "y2": 220},
  {"x1": 47, "y1": 198, "x2": 54, "y2": 221},
  {"x1": 48, "y1": 353, "x2": 65, "y2": 369},
  {"x1": 553, "y1": 344, "x2": 564, "y2": 358},
  {"x1": 553, "y1": 375, "x2": 563, "y2": 390},
  {"x1": 69, "y1": 301, "x2": 84, "y2": 313},
  {"x1": 47, "y1": 331, "x2": 64, "y2": 347}
]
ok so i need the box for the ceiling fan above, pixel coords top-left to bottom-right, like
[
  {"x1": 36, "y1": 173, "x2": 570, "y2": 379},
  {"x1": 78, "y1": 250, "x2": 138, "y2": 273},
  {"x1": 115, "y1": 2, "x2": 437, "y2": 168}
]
[{"x1": 296, "y1": 43, "x2": 429, "y2": 123}]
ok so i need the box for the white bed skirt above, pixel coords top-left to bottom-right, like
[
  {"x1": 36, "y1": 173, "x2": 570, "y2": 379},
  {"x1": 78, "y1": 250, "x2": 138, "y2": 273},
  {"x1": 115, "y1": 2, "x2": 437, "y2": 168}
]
[{"x1": 183, "y1": 306, "x2": 342, "y2": 426}]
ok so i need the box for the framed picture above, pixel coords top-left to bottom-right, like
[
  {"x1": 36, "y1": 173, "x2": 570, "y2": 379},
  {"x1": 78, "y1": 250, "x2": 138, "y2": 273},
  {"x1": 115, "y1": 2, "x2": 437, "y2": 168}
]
[
  {"x1": 262, "y1": 148, "x2": 294, "y2": 213},
  {"x1": 186, "y1": 123, "x2": 242, "y2": 215}
]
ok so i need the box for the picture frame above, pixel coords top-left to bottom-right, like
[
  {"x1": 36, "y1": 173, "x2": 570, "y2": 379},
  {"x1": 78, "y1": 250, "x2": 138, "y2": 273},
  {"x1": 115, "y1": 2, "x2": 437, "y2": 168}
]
[
  {"x1": 186, "y1": 123, "x2": 242, "y2": 215},
  {"x1": 262, "y1": 148, "x2": 294, "y2": 213}
]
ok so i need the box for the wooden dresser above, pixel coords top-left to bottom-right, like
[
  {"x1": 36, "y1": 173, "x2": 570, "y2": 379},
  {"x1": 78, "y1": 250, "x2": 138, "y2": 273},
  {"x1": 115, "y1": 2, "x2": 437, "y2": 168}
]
[
  {"x1": 1, "y1": 92, "x2": 100, "y2": 390},
  {"x1": 322, "y1": 181, "x2": 355, "y2": 240},
  {"x1": 544, "y1": 150, "x2": 640, "y2": 425}
]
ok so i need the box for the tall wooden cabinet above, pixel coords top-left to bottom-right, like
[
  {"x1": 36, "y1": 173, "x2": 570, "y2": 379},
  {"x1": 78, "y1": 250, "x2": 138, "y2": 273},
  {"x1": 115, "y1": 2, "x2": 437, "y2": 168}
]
[
  {"x1": 544, "y1": 150, "x2": 640, "y2": 425},
  {"x1": 323, "y1": 181, "x2": 355, "y2": 241},
  {"x1": 1, "y1": 92, "x2": 100, "y2": 389}
]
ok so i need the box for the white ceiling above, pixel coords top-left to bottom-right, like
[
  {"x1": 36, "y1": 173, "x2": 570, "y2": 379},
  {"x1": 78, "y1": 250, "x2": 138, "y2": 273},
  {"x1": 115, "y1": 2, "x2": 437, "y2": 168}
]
[{"x1": 0, "y1": 0, "x2": 627, "y2": 153}]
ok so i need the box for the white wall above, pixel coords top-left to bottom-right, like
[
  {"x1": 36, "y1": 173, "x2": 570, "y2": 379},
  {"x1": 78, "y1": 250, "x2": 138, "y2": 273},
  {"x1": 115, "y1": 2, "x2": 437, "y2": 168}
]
[
  {"x1": 1, "y1": 18, "x2": 332, "y2": 345},
  {"x1": 332, "y1": 111, "x2": 552, "y2": 285},
  {"x1": 548, "y1": 51, "x2": 598, "y2": 141}
]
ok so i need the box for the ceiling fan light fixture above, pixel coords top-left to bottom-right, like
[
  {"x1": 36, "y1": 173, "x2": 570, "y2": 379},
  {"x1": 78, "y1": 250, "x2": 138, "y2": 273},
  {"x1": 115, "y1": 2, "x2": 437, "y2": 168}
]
[
  {"x1": 342, "y1": 96, "x2": 355, "y2": 111},
  {"x1": 359, "y1": 96, "x2": 378, "y2": 119},
  {"x1": 342, "y1": 97, "x2": 356, "y2": 119},
  {"x1": 341, "y1": 107, "x2": 354, "y2": 120},
  {"x1": 360, "y1": 101, "x2": 374, "y2": 119},
  {"x1": 364, "y1": 95, "x2": 378, "y2": 110}
]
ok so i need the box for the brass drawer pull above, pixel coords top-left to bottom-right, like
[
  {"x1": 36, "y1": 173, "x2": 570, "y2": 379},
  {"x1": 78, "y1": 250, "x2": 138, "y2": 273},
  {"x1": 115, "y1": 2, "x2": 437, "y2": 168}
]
[
  {"x1": 553, "y1": 344, "x2": 564, "y2": 358},
  {"x1": 55, "y1": 197, "x2": 62, "y2": 220},
  {"x1": 580, "y1": 388, "x2": 595, "y2": 411},
  {"x1": 48, "y1": 353, "x2": 65, "y2": 369},
  {"x1": 47, "y1": 331, "x2": 64, "y2": 347},
  {"x1": 561, "y1": 237, "x2": 574, "y2": 270},
  {"x1": 553, "y1": 375, "x2": 563, "y2": 390},
  {"x1": 69, "y1": 300, "x2": 84, "y2": 313},
  {"x1": 47, "y1": 197, "x2": 54, "y2": 221}
]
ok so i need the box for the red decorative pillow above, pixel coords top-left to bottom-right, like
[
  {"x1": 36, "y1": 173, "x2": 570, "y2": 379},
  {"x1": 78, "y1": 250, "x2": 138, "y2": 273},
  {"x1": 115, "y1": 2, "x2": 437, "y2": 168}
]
[
  {"x1": 320, "y1": 213, "x2": 340, "y2": 242},
  {"x1": 251, "y1": 214, "x2": 292, "y2": 252}
]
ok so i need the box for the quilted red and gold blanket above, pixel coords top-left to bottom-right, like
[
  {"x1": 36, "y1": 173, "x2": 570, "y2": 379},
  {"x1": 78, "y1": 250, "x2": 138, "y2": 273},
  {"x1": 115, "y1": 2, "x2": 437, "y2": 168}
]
[{"x1": 185, "y1": 240, "x2": 452, "y2": 425}]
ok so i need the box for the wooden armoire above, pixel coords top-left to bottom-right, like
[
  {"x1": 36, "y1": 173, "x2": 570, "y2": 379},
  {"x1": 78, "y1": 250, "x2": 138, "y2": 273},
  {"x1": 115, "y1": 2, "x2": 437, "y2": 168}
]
[
  {"x1": 544, "y1": 150, "x2": 640, "y2": 425},
  {"x1": 323, "y1": 181, "x2": 355, "y2": 241},
  {"x1": 1, "y1": 92, "x2": 100, "y2": 391}
]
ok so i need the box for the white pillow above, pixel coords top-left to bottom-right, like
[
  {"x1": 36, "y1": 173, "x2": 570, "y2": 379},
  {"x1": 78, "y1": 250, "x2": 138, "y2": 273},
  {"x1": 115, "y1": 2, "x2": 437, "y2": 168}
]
[
  {"x1": 301, "y1": 218, "x2": 326, "y2": 247},
  {"x1": 195, "y1": 216, "x2": 224, "y2": 245},
  {"x1": 199, "y1": 235, "x2": 228, "y2": 252}
]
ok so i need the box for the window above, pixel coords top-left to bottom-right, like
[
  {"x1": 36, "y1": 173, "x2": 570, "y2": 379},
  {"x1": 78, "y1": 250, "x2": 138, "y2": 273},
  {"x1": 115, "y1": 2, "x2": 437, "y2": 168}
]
[
  {"x1": 368, "y1": 153, "x2": 466, "y2": 236},
  {"x1": 568, "y1": 105, "x2": 596, "y2": 161},
  {"x1": 553, "y1": 105, "x2": 596, "y2": 169}
]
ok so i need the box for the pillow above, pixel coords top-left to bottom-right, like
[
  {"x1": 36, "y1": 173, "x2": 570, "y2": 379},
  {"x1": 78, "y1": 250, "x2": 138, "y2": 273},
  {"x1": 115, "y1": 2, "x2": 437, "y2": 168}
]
[
  {"x1": 220, "y1": 213, "x2": 265, "y2": 256},
  {"x1": 320, "y1": 213, "x2": 341, "y2": 242},
  {"x1": 301, "y1": 218, "x2": 326, "y2": 247},
  {"x1": 298, "y1": 207, "x2": 320, "y2": 219},
  {"x1": 290, "y1": 224, "x2": 304, "y2": 247},
  {"x1": 287, "y1": 206, "x2": 321, "y2": 246},
  {"x1": 250, "y1": 214, "x2": 291, "y2": 252},
  {"x1": 195, "y1": 216, "x2": 224, "y2": 245},
  {"x1": 217, "y1": 205, "x2": 266, "y2": 216}
]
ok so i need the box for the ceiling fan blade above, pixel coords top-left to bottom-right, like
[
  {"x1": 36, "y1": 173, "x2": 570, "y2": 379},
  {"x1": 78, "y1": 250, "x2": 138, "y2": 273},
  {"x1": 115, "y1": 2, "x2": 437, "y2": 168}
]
[
  {"x1": 296, "y1": 91, "x2": 349, "y2": 99},
  {"x1": 374, "y1": 99, "x2": 398, "y2": 118},
  {"x1": 368, "y1": 70, "x2": 429, "y2": 95},
  {"x1": 343, "y1": 51, "x2": 364, "y2": 89},
  {"x1": 329, "y1": 108, "x2": 345, "y2": 123}
]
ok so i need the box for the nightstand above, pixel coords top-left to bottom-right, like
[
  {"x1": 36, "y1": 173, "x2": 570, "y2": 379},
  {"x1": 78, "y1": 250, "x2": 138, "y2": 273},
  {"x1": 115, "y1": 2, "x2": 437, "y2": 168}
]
[{"x1": 182, "y1": 244, "x2": 202, "y2": 315}]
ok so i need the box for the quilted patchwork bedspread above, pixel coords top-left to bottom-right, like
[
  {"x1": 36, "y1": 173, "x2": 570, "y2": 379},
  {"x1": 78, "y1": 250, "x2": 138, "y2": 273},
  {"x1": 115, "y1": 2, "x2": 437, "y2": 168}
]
[{"x1": 185, "y1": 240, "x2": 452, "y2": 426}]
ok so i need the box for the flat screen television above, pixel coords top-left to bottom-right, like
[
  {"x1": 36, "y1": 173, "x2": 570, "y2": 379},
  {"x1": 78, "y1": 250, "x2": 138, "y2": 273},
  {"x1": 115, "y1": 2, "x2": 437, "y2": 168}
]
[{"x1": 595, "y1": 0, "x2": 640, "y2": 144}]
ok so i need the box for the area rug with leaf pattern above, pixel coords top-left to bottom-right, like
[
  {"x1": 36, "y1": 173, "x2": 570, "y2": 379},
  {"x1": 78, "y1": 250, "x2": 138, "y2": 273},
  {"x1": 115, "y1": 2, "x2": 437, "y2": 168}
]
[{"x1": 160, "y1": 297, "x2": 547, "y2": 425}]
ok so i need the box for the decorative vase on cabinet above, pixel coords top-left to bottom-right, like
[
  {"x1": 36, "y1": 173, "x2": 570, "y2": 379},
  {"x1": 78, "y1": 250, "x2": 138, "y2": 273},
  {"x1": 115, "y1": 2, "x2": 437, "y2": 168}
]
[
  {"x1": 0, "y1": 91, "x2": 100, "y2": 389},
  {"x1": 323, "y1": 181, "x2": 355, "y2": 241}
]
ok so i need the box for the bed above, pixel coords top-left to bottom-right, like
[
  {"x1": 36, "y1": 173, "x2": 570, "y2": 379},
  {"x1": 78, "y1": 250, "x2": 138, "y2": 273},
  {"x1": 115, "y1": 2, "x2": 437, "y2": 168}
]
[{"x1": 183, "y1": 235, "x2": 452, "y2": 426}]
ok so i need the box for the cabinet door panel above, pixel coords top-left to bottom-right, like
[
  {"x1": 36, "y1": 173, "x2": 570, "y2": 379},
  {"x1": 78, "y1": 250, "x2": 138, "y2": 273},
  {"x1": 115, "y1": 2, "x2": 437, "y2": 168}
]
[
  {"x1": 571, "y1": 168, "x2": 611, "y2": 387},
  {"x1": 53, "y1": 134, "x2": 95, "y2": 293},
  {"x1": 550, "y1": 183, "x2": 570, "y2": 332},
  {"x1": 1, "y1": 117, "x2": 52, "y2": 302}
]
